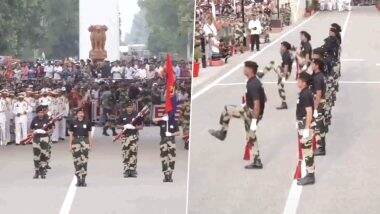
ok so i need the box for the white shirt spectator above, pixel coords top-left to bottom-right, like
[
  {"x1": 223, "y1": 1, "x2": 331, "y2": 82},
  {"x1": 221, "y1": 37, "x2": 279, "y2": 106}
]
[
  {"x1": 53, "y1": 66, "x2": 63, "y2": 80},
  {"x1": 203, "y1": 22, "x2": 217, "y2": 37},
  {"x1": 45, "y1": 65, "x2": 54, "y2": 78},
  {"x1": 137, "y1": 68, "x2": 147, "y2": 79},
  {"x1": 14, "y1": 69, "x2": 22, "y2": 80},
  {"x1": 124, "y1": 67, "x2": 134, "y2": 80},
  {"x1": 111, "y1": 65, "x2": 123, "y2": 79},
  {"x1": 248, "y1": 19, "x2": 262, "y2": 35},
  {"x1": 175, "y1": 65, "x2": 181, "y2": 77},
  {"x1": 146, "y1": 67, "x2": 156, "y2": 79}
]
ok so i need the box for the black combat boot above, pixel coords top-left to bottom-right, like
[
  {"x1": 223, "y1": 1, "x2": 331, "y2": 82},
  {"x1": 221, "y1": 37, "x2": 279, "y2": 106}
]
[
  {"x1": 76, "y1": 175, "x2": 82, "y2": 187},
  {"x1": 129, "y1": 170, "x2": 137, "y2": 178},
  {"x1": 124, "y1": 170, "x2": 129, "y2": 178},
  {"x1": 163, "y1": 172, "x2": 173, "y2": 182},
  {"x1": 81, "y1": 175, "x2": 87, "y2": 187},
  {"x1": 33, "y1": 170, "x2": 40, "y2": 179},
  {"x1": 39, "y1": 168, "x2": 46, "y2": 179},
  {"x1": 208, "y1": 129, "x2": 227, "y2": 141},
  {"x1": 167, "y1": 172, "x2": 173, "y2": 182},
  {"x1": 111, "y1": 127, "x2": 117, "y2": 136},
  {"x1": 297, "y1": 173, "x2": 315, "y2": 186},
  {"x1": 276, "y1": 102, "x2": 288, "y2": 110},
  {"x1": 102, "y1": 127, "x2": 109, "y2": 136},
  {"x1": 314, "y1": 139, "x2": 326, "y2": 156},
  {"x1": 245, "y1": 157, "x2": 263, "y2": 169}
]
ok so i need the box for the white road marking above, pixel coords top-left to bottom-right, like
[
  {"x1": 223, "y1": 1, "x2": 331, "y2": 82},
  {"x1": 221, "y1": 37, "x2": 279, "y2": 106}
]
[
  {"x1": 282, "y1": 10, "x2": 352, "y2": 214},
  {"x1": 215, "y1": 80, "x2": 380, "y2": 86},
  {"x1": 191, "y1": 12, "x2": 320, "y2": 100},
  {"x1": 376, "y1": 63, "x2": 380, "y2": 66},
  {"x1": 59, "y1": 176, "x2": 77, "y2": 214},
  {"x1": 283, "y1": 181, "x2": 303, "y2": 214}
]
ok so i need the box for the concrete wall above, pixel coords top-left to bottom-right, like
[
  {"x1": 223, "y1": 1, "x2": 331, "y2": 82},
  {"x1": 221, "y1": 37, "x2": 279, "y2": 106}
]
[{"x1": 79, "y1": 0, "x2": 120, "y2": 61}]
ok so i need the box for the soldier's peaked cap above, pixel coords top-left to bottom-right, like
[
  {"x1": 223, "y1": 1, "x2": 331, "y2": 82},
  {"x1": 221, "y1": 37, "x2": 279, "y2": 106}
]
[{"x1": 36, "y1": 105, "x2": 44, "y2": 113}]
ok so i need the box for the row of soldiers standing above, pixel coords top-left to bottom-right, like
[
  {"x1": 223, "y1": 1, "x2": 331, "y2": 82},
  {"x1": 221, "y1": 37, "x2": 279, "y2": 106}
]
[
  {"x1": 208, "y1": 22, "x2": 342, "y2": 186},
  {"x1": 263, "y1": 22, "x2": 342, "y2": 185}
]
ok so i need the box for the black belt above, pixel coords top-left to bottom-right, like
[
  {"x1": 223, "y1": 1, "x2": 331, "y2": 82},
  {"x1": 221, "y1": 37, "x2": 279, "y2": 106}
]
[
  {"x1": 35, "y1": 134, "x2": 49, "y2": 138},
  {"x1": 74, "y1": 136, "x2": 88, "y2": 138}
]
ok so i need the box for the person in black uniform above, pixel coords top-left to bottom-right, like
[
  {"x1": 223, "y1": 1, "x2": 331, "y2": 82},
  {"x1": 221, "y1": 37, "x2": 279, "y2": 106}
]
[
  {"x1": 296, "y1": 72, "x2": 315, "y2": 185},
  {"x1": 69, "y1": 108, "x2": 93, "y2": 187},
  {"x1": 31, "y1": 105, "x2": 54, "y2": 179},
  {"x1": 154, "y1": 114, "x2": 180, "y2": 182},
  {"x1": 296, "y1": 31, "x2": 312, "y2": 78},
  {"x1": 209, "y1": 61, "x2": 267, "y2": 169},
  {"x1": 311, "y1": 59, "x2": 327, "y2": 156},
  {"x1": 117, "y1": 101, "x2": 143, "y2": 178},
  {"x1": 276, "y1": 41, "x2": 293, "y2": 110}
]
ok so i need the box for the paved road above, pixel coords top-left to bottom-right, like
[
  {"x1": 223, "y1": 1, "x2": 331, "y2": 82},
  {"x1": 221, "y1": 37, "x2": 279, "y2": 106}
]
[
  {"x1": 0, "y1": 127, "x2": 188, "y2": 214},
  {"x1": 188, "y1": 6, "x2": 380, "y2": 214}
]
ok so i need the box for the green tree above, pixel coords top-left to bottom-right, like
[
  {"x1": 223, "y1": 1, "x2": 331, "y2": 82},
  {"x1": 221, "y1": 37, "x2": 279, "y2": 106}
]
[
  {"x1": 125, "y1": 10, "x2": 149, "y2": 45},
  {"x1": 0, "y1": 0, "x2": 78, "y2": 59},
  {"x1": 137, "y1": 0, "x2": 194, "y2": 59}
]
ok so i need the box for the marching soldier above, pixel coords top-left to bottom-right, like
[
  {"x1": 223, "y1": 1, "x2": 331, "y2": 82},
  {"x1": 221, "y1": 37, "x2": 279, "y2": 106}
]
[
  {"x1": 208, "y1": 61, "x2": 267, "y2": 169},
  {"x1": 180, "y1": 98, "x2": 191, "y2": 150},
  {"x1": 265, "y1": 41, "x2": 293, "y2": 110},
  {"x1": 69, "y1": 108, "x2": 93, "y2": 187},
  {"x1": 31, "y1": 105, "x2": 53, "y2": 179},
  {"x1": 117, "y1": 101, "x2": 143, "y2": 178},
  {"x1": 154, "y1": 114, "x2": 179, "y2": 182},
  {"x1": 296, "y1": 31, "x2": 312, "y2": 78},
  {"x1": 296, "y1": 72, "x2": 315, "y2": 185},
  {"x1": 13, "y1": 93, "x2": 28, "y2": 145}
]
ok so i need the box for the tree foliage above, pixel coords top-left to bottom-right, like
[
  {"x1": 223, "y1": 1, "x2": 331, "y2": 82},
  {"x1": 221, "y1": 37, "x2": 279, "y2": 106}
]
[
  {"x1": 125, "y1": 10, "x2": 149, "y2": 45},
  {"x1": 136, "y1": 0, "x2": 194, "y2": 58},
  {"x1": 0, "y1": 0, "x2": 79, "y2": 59}
]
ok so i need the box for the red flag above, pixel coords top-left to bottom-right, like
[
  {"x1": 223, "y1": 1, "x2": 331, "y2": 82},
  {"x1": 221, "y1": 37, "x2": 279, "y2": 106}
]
[
  {"x1": 294, "y1": 135, "x2": 303, "y2": 180},
  {"x1": 165, "y1": 54, "x2": 176, "y2": 113},
  {"x1": 243, "y1": 142, "x2": 252, "y2": 160}
]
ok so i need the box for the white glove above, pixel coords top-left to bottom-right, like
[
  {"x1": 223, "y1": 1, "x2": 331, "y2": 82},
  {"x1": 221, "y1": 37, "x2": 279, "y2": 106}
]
[
  {"x1": 124, "y1": 124, "x2": 135, "y2": 130},
  {"x1": 161, "y1": 115, "x2": 169, "y2": 121},
  {"x1": 313, "y1": 110, "x2": 319, "y2": 118},
  {"x1": 302, "y1": 64, "x2": 308, "y2": 71},
  {"x1": 250, "y1": 119, "x2": 258, "y2": 131},
  {"x1": 165, "y1": 131, "x2": 173, "y2": 137},
  {"x1": 34, "y1": 129, "x2": 46, "y2": 134},
  {"x1": 302, "y1": 129, "x2": 310, "y2": 139}
]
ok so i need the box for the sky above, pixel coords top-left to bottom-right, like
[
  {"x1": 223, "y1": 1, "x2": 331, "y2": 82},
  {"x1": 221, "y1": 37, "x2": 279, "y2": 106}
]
[{"x1": 119, "y1": 0, "x2": 140, "y2": 42}]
